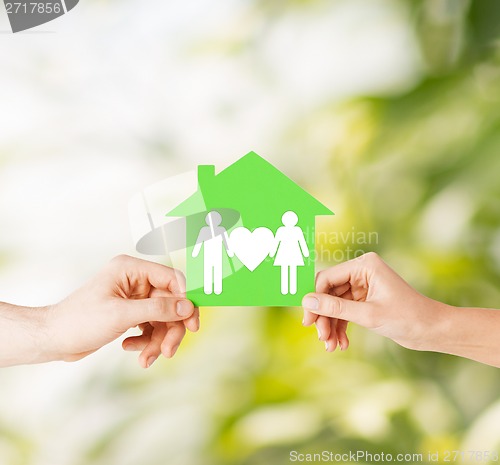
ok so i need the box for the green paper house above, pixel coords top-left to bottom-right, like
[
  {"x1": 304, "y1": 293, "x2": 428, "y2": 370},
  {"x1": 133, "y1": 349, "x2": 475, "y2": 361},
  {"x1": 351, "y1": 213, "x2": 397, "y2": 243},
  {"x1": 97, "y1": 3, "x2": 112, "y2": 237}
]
[{"x1": 166, "y1": 151, "x2": 333, "y2": 307}]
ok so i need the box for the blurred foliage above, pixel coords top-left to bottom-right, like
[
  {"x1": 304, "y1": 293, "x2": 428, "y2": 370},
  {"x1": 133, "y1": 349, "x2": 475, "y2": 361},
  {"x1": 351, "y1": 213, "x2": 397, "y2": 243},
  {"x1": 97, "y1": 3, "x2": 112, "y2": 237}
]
[{"x1": 199, "y1": 1, "x2": 500, "y2": 464}]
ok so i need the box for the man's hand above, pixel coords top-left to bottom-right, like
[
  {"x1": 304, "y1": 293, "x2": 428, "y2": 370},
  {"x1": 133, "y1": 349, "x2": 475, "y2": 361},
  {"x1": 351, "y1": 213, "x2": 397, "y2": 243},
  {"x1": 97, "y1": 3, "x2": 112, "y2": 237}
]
[
  {"x1": 302, "y1": 252, "x2": 447, "y2": 353},
  {"x1": 44, "y1": 255, "x2": 199, "y2": 368}
]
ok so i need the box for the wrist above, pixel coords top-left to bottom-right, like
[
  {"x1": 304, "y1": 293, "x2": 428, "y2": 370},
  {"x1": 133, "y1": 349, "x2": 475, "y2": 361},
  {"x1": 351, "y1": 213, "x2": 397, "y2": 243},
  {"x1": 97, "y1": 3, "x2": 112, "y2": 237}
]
[
  {"x1": 24, "y1": 305, "x2": 59, "y2": 364},
  {"x1": 35, "y1": 307, "x2": 53, "y2": 364},
  {"x1": 425, "y1": 305, "x2": 500, "y2": 367},
  {"x1": 40, "y1": 302, "x2": 75, "y2": 363},
  {"x1": 419, "y1": 300, "x2": 460, "y2": 354},
  {"x1": 405, "y1": 297, "x2": 455, "y2": 353},
  {"x1": 0, "y1": 303, "x2": 55, "y2": 366}
]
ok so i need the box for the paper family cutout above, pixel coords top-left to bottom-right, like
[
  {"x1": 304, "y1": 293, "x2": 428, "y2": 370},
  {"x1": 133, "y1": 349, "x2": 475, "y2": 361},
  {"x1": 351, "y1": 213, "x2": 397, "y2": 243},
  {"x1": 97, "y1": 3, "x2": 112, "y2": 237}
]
[
  {"x1": 167, "y1": 151, "x2": 334, "y2": 307},
  {"x1": 193, "y1": 210, "x2": 309, "y2": 296}
]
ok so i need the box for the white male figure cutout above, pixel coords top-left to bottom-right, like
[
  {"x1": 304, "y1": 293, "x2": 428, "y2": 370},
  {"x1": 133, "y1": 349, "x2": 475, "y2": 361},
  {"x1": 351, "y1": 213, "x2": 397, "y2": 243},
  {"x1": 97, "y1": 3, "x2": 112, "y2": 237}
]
[
  {"x1": 270, "y1": 211, "x2": 309, "y2": 295},
  {"x1": 192, "y1": 211, "x2": 234, "y2": 295}
]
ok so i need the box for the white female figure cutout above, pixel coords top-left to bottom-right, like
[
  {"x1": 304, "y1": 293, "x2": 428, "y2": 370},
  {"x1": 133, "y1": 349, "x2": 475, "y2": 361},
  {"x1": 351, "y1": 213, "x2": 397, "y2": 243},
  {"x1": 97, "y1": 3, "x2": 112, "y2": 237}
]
[
  {"x1": 192, "y1": 211, "x2": 234, "y2": 295},
  {"x1": 270, "y1": 211, "x2": 309, "y2": 295}
]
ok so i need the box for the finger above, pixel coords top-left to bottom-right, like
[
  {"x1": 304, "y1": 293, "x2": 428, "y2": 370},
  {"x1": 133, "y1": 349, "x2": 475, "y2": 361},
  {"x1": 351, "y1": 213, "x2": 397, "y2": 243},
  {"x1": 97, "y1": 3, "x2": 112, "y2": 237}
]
[
  {"x1": 315, "y1": 252, "x2": 380, "y2": 293},
  {"x1": 337, "y1": 319, "x2": 350, "y2": 351},
  {"x1": 122, "y1": 323, "x2": 154, "y2": 351},
  {"x1": 109, "y1": 255, "x2": 186, "y2": 296},
  {"x1": 329, "y1": 282, "x2": 351, "y2": 297},
  {"x1": 315, "y1": 316, "x2": 331, "y2": 341},
  {"x1": 119, "y1": 296, "x2": 194, "y2": 328},
  {"x1": 325, "y1": 318, "x2": 338, "y2": 352},
  {"x1": 139, "y1": 323, "x2": 168, "y2": 368},
  {"x1": 302, "y1": 293, "x2": 374, "y2": 328},
  {"x1": 316, "y1": 263, "x2": 353, "y2": 293},
  {"x1": 340, "y1": 289, "x2": 354, "y2": 300},
  {"x1": 160, "y1": 322, "x2": 186, "y2": 359},
  {"x1": 64, "y1": 350, "x2": 98, "y2": 362},
  {"x1": 303, "y1": 308, "x2": 318, "y2": 327},
  {"x1": 122, "y1": 336, "x2": 150, "y2": 352},
  {"x1": 184, "y1": 307, "x2": 200, "y2": 333}
]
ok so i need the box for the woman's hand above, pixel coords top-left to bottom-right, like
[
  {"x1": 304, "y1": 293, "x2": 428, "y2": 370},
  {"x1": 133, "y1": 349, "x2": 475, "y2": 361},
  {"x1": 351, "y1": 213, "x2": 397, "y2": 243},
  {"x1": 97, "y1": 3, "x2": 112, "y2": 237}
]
[{"x1": 302, "y1": 252, "x2": 448, "y2": 353}]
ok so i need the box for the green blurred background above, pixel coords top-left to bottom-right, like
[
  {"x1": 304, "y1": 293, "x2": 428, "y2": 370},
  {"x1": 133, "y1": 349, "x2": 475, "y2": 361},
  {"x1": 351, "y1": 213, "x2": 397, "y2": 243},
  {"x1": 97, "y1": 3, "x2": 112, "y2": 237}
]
[{"x1": 1, "y1": 0, "x2": 500, "y2": 464}]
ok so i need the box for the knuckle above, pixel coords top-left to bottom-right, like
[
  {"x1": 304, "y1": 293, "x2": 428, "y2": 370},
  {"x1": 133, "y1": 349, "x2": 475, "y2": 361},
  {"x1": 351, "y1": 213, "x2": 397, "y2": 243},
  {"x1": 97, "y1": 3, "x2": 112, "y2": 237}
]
[
  {"x1": 174, "y1": 268, "x2": 186, "y2": 281},
  {"x1": 366, "y1": 251, "x2": 381, "y2": 262},
  {"x1": 171, "y1": 271, "x2": 187, "y2": 296},
  {"x1": 110, "y1": 254, "x2": 131, "y2": 267},
  {"x1": 356, "y1": 251, "x2": 381, "y2": 269},
  {"x1": 174, "y1": 269, "x2": 187, "y2": 288},
  {"x1": 326, "y1": 296, "x2": 343, "y2": 318},
  {"x1": 149, "y1": 297, "x2": 167, "y2": 317},
  {"x1": 315, "y1": 270, "x2": 328, "y2": 290}
]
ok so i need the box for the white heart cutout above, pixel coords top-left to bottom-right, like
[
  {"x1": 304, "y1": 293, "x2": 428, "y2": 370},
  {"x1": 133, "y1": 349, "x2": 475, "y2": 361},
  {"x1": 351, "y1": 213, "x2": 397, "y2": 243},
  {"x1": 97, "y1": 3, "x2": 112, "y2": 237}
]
[{"x1": 229, "y1": 227, "x2": 274, "y2": 272}]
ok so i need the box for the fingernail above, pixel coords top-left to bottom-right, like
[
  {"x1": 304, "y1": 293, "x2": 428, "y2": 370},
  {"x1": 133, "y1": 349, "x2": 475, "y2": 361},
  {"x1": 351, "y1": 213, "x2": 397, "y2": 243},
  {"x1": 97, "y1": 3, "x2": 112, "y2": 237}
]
[
  {"x1": 302, "y1": 318, "x2": 305, "y2": 326},
  {"x1": 325, "y1": 341, "x2": 330, "y2": 351},
  {"x1": 146, "y1": 356, "x2": 157, "y2": 368},
  {"x1": 316, "y1": 326, "x2": 322, "y2": 340},
  {"x1": 176, "y1": 300, "x2": 192, "y2": 317},
  {"x1": 124, "y1": 344, "x2": 137, "y2": 351},
  {"x1": 303, "y1": 297, "x2": 319, "y2": 310}
]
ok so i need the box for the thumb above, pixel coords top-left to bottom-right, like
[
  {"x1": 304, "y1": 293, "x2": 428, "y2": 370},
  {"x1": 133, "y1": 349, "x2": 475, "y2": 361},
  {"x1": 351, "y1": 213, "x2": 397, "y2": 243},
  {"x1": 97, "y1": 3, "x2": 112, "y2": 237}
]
[
  {"x1": 302, "y1": 293, "x2": 374, "y2": 328},
  {"x1": 119, "y1": 297, "x2": 194, "y2": 328}
]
